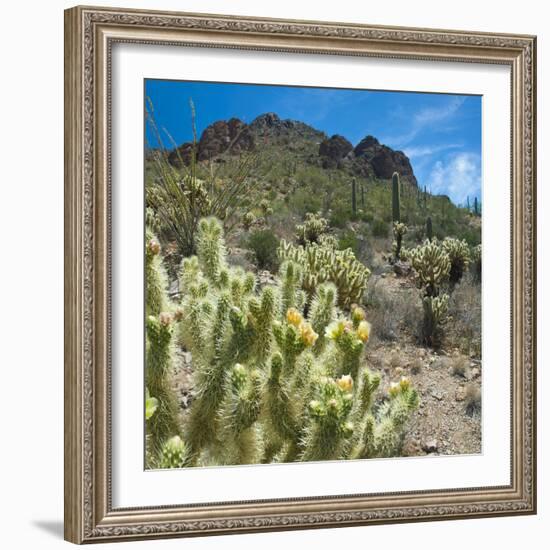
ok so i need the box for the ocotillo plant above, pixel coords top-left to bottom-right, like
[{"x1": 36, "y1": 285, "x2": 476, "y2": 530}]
[
  {"x1": 392, "y1": 172, "x2": 401, "y2": 222},
  {"x1": 175, "y1": 217, "x2": 418, "y2": 467},
  {"x1": 351, "y1": 178, "x2": 357, "y2": 217}
]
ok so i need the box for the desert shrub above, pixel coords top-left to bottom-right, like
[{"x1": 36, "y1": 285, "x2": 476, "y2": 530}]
[
  {"x1": 338, "y1": 229, "x2": 359, "y2": 254},
  {"x1": 364, "y1": 279, "x2": 422, "y2": 342},
  {"x1": 247, "y1": 229, "x2": 280, "y2": 270},
  {"x1": 410, "y1": 358, "x2": 423, "y2": 375},
  {"x1": 329, "y1": 204, "x2": 349, "y2": 229},
  {"x1": 291, "y1": 187, "x2": 323, "y2": 217},
  {"x1": 451, "y1": 356, "x2": 470, "y2": 378},
  {"x1": 464, "y1": 384, "x2": 482, "y2": 416},
  {"x1": 174, "y1": 217, "x2": 419, "y2": 466},
  {"x1": 447, "y1": 276, "x2": 482, "y2": 357},
  {"x1": 372, "y1": 218, "x2": 389, "y2": 238}
]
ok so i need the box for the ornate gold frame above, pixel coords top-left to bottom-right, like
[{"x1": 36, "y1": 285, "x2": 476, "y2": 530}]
[{"x1": 64, "y1": 5, "x2": 537, "y2": 544}]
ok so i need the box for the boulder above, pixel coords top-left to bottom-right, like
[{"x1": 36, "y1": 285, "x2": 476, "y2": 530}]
[{"x1": 318, "y1": 134, "x2": 353, "y2": 168}]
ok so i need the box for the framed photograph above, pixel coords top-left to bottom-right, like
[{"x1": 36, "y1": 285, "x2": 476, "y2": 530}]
[{"x1": 64, "y1": 5, "x2": 537, "y2": 544}]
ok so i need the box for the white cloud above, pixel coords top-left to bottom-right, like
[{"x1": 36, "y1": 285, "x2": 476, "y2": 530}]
[
  {"x1": 383, "y1": 97, "x2": 466, "y2": 148},
  {"x1": 427, "y1": 152, "x2": 481, "y2": 205},
  {"x1": 404, "y1": 143, "x2": 463, "y2": 159}
]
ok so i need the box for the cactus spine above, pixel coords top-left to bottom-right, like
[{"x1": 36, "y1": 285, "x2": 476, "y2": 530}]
[{"x1": 392, "y1": 172, "x2": 401, "y2": 222}]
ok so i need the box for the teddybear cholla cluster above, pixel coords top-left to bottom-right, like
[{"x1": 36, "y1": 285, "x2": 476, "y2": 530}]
[{"x1": 145, "y1": 217, "x2": 419, "y2": 468}]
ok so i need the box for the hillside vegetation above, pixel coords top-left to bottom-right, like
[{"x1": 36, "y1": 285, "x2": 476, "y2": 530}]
[{"x1": 144, "y1": 108, "x2": 482, "y2": 469}]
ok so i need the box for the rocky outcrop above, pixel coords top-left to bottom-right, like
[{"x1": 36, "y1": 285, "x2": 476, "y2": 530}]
[
  {"x1": 167, "y1": 117, "x2": 255, "y2": 167},
  {"x1": 249, "y1": 113, "x2": 326, "y2": 143},
  {"x1": 352, "y1": 136, "x2": 417, "y2": 186},
  {"x1": 318, "y1": 134, "x2": 353, "y2": 169},
  {"x1": 164, "y1": 113, "x2": 417, "y2": 187},
  {"x1": 197, "y1": 117, "x2": 255, "y2": 161}
]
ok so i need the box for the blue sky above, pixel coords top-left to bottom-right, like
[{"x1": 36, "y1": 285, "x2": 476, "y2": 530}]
[{"x1": 145, "y1": 79, "x2": 481, "y2": 206}]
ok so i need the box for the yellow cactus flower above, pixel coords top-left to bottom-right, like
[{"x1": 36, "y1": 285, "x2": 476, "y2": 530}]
[
  {"x1": 399, "y1": 376, "x2": 411, "y2": 391},
  {"x1": 356, "y1": 320, "x2": 371, "y2": 342},
  {"x1": 286, "y1": 307, "x2": 303, "y2": 327},
  {"x1": 325, "y1": 320, "x2": 347, "y2": 340},
  {"x1": 337, "y1": 374, "x2": 354, "y2": 393},
  {"x1": 299, "y1": 321, "x2": 319, "y2": 347},
  {"x1": 389, "y1": 382, "x2": 400, "y2": 397},
  {"x1": 351, "y1": 305, "x2": 366, "y2": 323}
]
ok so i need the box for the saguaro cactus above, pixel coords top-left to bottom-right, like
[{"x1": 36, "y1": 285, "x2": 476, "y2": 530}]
[
  {"x1": 351, "y1": 178, "x2": 357, "y2": 216},
  {"x1": 361, "y1": 183, "x2": 365, "y2": 208},
  {"x1": 426, "y1": 216, "x2": 433, "y2": 241},
  {"x1": 474, "y1": 197, "x2": 479, "y2": 216},
  {"x1": 392, "y1": 172, "x2": 401, "y2": 222}
]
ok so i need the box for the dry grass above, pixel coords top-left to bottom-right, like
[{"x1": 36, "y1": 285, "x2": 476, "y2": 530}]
[
  {"x1": 464, "y1": 384, "x2": 482, "y2": 416},
  {"x1": 447, "y1": 276, "x2": 481, "y2": 357},
  {"x1": 410, "y1": 357, "x2": 423, "y2": 375},
  {"x1": 451, "y1": 356, "x2": 470, "y2": 378},
  {"x1": 365, "y1": 278, "x2": 423, "y2": 343}
]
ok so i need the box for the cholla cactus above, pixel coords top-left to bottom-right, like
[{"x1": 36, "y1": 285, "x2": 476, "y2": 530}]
[
  {"x1": 471, "y1": 244, "x2": 482, "y2": 282},
  {"x1": 222, "y1": 364, "x2": 263, "y2": 464},
  {"x1": 146, "y1": 313, "x2": 182, "y2": 463},
  {"x1": 159, "y1": 435, "x2": 187, "y2": 469},
  {"x1": 410, "y1": 240, "x2": 451, "y2": 346},
  {"x1": 392, "y1": 222, "x2": 408, "y2": 261},
  {"x1": 242, "y1": 211, "x2": 256, "y2": 231},
  {"x1": 410, "y1": 239, "x2": 450, "y2": 296},
  {"x1": 175, "y1": 217, "x2": 417, "y2": 467},
  {"x1": 145, "y1": 229, "x2": 168, "y2": 317},
  {"x1": 278, "y1": 236, "x2": 370, "y2": 310},
  {"x1": 301, "y1": 375, "x2": 355, "y2": 461},
  {"x1": 422, "y1": 295, "x2": 449, "y2": 346},
  {"x1": 442, "y1": 237, "x2": 471, "y2": 284},
  {"x1": 259, "y1": 199, "x2": 273, "y2": 219},
  {"x1": 295, "y1": 212, "x2": 329, "y2": 245}
]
